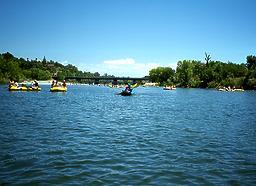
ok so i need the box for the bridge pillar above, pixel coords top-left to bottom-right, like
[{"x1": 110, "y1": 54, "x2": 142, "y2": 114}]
[
  {"x1": 112, "y1": 79, "x2": 118, "y2": 85},
  {"x1": 94, "y1": 79, "x2": 99, "y2": 85}
]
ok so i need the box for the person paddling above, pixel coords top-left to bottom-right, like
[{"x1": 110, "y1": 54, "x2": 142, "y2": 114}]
[{"x1": 124, "y1": 83, "x2": 132, "y2": 93}]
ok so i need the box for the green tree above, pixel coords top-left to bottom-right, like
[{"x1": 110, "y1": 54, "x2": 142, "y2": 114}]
[
  {"x1": 149, "y1": 67, "x2": 175, "y2": 85},
  {"x1": 246, "y1": 55, "x2": 256, "y2": 69},
  {"x1": 176, "y1": 60, "x2": 202, "y2": 87}
]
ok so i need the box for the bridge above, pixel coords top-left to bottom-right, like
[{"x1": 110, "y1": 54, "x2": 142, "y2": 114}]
[{"x1": 63, "y1": 76, "x2": 150, "y2": 84}]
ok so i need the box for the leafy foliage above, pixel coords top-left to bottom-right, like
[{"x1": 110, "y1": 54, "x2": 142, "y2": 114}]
[
  {"x1": 0, "y1": 52, "x2": 103, "y2": 83},
  {"x1": 149, "y1": 55, "x2": 256, "y2": 90},
  {"x1": 149, "y1": 67, "x2": 175, "y2": 86}
]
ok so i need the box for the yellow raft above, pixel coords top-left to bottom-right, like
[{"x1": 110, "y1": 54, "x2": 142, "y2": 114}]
[
  {"x1": 29, "y1": 87, "x2": 41, "y2": 91},
  {"x1": 8, "y1": 86, "x2": 22, "y2": 91},
  {"x1": 8, "y1": 85, "x2": 41, "y2": 91},
  {"x1": 50, "y1": 86, "x2": 67, "y2": 92}
]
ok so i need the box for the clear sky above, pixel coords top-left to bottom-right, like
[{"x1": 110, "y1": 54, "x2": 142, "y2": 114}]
[{"x1": 0, "y1": 0, "x2": 255, "y2": 77}]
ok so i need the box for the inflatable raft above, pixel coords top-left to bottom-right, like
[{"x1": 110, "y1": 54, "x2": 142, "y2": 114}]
[
  {"x1": 8, "y1": 86, "x2": 22, "y2": 91},
  {"x1": 9, "y1": 85, "x2": 41, "y2": 91},
  {"x1": 50, "y1": 86, "x2": 67, "y2": 92},
  {"x1": 29, "y1": 87, "x2": 41, "y2": 91}
]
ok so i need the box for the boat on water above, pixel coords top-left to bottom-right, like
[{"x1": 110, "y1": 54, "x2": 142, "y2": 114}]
[
  {"x1": 8, "y1": 85, "x2": 22, "y2": 91},
  {"x1": 233, "y1": 89, "x2": 245, "y2": 91},
  {"x1": 218, "y1": 88, "x2": 244, "y2": 92},
  {"x1": 118, "y1": 90, "x2": 133, "y2": 96},
  {"x1": 50, "y1": 86, "x2": 67, "y2": 92},
  {"x1": 217, "y1": 86, "x2": 244, "y2": 92},
  {"x1": 9, "y1": 85, "x2": 41, "y2": 91},
  {"x1": 163, "y1": 86, "x2": 176, "y2": 90},
  {"x1": 29, "y1": 87, "x2": 41, "y2": 91}
]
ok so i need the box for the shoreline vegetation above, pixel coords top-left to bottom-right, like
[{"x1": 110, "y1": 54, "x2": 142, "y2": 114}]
[
  {"x1": 0, "y1": 52, "x2": 114, "y2": 85},
  {"x1": 149, "y1": 53, "x2": 256, "y2": 90},
  {"x1": 1, "y1": 52, "x2": 256, "y2": 90}
]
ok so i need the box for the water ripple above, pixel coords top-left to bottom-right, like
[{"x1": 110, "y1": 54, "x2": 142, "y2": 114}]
[{"x1": 0, "y1": 86, "x2": 256, "y2": 185}]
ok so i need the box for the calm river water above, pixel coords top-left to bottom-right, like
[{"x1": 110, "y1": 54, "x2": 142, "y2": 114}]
[{"x1": 0, "y1": 85, "x2": 256, "y2": 185}]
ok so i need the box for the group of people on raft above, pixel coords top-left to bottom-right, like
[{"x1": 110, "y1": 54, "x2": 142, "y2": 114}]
[
  {"x1": 9, "y1": 79, "x2": 67, "y2": 91},
  {"x1": 218, "y1": 86, "x2": 244, "y2": 92},
  {"x1": 9, "y1": 80, "x2": 40, "y2": 89},
  {"x1": 51, "y1": 80, "x2": 66, "y2": 88}
]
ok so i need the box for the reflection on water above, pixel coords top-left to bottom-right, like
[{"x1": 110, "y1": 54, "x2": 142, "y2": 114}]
[{"x1": 0, "y1": 85, "x2": 256, "y2": 185}]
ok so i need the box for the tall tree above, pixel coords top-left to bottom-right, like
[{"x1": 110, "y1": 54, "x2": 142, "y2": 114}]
[
  {"x1": 246, "y1": 55, "x2": 256, "y2": 69},
  {"x1": 205, "y1": 52, "x2": 211, "y2": 67}
]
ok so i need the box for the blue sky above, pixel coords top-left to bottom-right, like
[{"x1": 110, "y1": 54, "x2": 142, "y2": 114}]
[{"x1": 0, "y1": 0, "x2": 255, "y2": 76}]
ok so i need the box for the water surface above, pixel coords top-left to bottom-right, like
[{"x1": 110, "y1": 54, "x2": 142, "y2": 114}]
[{"x1": 0, "y1": 85, "x2": 256, "y2": 185}]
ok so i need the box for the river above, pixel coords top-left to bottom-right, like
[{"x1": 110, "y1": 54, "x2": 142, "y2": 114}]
[{"x1": 0, "y1": 85, "x2": 256, "y2": 185}]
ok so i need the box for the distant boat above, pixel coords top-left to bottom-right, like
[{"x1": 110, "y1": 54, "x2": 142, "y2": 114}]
[
  {"x1": 163, "y1": 86, "x2": 176, "y2": 90},
  {"x1": 217, "y1": 87, "x2": 244, "y2": 92}
]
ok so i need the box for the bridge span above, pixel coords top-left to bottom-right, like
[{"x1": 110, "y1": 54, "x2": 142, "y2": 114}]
[{"x1": 62, "y1": 76, "x2": 150, "y2": 84}]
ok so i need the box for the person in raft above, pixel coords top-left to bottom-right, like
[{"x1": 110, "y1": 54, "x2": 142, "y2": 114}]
[
  {"x1": 33, "y1": 80, "x2": 39, "y2": 88},
  {"x1": 51, "y1": 80, "x2": 59, "y2": 87},
  {"x1": 9, "y1": 80, "x2": 14, "y2": 86},
  {"x1": 62, "y1": 80, "x2": 66, "y2": 87},
  {"x1": 51, "y1": 80, "x2": 55, "y2": 88}
]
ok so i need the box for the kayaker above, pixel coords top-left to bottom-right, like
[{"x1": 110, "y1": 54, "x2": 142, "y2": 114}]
[{"x1": 124, "y1": 83, "x2": 132, "y2": 93}]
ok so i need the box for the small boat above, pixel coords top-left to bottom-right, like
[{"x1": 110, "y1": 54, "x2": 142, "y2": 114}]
[
  {"x1": 8, "y1": 85, "x2": 22, "y2": 91},
  {"x1": 9, "y1": 85, "x2": 42, "y2": 91},
  {"x1": 50, "y1": 86, "x2": 67, "y2": 92},
  {"x1": 118, "y1": 91, "x2": 132, "y2": 96},
  {"x1": 20, "y1": 86, "x2": 29, "y2": 91},
  {"x1": 29, "y1": 87, "x2": 41, "y2": 91},
  {"x1": 163, "y1": 86, "x2": 176, "y2": 90},
  {"x1": 234, "y1": 89, "x2": 244, "y2": 92},
  {"x1": 218, "y1": 88, "x2": 226, "y2": 91},
  {"x1": 218, "y1": 88, "x2": 244, "y2": 92}
]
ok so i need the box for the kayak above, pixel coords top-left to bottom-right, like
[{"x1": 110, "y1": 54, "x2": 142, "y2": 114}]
[
  {"x1": 50, "y1": 86, "x2": 67, "y2": 92},
  {"x1": 119, "y1": 91, "x2": 132, "y2": 96}
]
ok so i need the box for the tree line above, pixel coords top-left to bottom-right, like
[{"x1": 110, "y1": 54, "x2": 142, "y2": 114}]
[
  {"x1": 0, "y1": 52, "x2": 113, "y2": 84},
  {"x1": 149, "y1": 54, "x2": 256, "y2": 90},
  {"x1": 1, "y1": 52, "x2": 255, "y2": 89}
]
